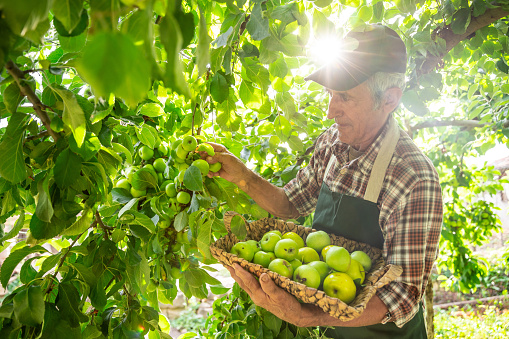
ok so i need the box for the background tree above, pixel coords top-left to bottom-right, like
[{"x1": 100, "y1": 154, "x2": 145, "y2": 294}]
[{"x1": 0, "y1": 0, "x2": 508, "y2": 338}]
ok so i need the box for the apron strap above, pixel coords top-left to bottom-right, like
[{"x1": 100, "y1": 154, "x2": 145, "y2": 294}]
[
  {"x1": 364, "y1": 116, "x2": 400, "y2": 203},
  {"x1": 323, "y1": 154, "x2": 336, "y2": 180}
]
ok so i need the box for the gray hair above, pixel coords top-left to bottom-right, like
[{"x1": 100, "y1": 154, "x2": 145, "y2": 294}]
[{"x1": 365, "y1": 72, "x2": 406, "y2": 110}]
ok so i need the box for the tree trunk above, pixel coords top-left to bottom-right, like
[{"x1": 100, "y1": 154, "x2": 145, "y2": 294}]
[{"x1": 424, "y1": 278, "x2": 435, "y2": 339}]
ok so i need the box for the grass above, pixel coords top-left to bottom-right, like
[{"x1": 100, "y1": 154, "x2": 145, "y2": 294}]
[{"x1": 434, "y1": 305, "x2": 509, "y2": 338}]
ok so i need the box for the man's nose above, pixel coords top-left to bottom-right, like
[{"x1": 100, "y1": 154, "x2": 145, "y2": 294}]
[{"x1": 327, "y1": 100, "x2": 342, "y2": 120}]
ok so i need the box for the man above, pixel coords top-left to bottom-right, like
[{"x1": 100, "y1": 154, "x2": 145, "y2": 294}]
[{"x1": 204, "y1": 25, "x2": 443, "y2": 338}]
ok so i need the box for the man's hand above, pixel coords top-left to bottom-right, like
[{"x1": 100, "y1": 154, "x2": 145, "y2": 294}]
[
  {"x1": 198, "y1": 142, "x2": 251, "y2": 187},
  {"x1": 225, "y1": 263, "x2": 305, "y2": 327}
]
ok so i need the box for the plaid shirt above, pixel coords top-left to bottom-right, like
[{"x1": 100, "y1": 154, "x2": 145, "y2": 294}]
[{"x1": 284, "y1": 119, "x2": 443, "y2": 327}]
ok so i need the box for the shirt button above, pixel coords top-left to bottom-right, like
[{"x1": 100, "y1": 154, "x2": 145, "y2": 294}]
[{"x1": 340, "y1": 168, "x2": 347, "y2": 175}]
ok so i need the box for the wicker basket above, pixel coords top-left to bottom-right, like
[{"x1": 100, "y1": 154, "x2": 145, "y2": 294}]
[{"x1": 210, "y1": 211, "x2": 403, "y2": 321}]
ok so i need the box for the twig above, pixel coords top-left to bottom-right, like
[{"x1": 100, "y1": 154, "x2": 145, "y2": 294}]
[
  {"x1": 95, "y1": 211, "x2": 114, "y2": 232},
  {"x1": 25, "y1": 131, "x2": 50, "y2": 142},
  {"x1": 5, "y1": 60, "x2": 60, "y2": 141},
  {"x1": 44, "y1": 226, "x2": 93, "y2": 294}
]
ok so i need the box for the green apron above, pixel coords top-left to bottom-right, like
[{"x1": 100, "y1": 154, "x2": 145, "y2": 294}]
[{"x1": 312, "y1": 117, "x2": 427, "y2": 339}]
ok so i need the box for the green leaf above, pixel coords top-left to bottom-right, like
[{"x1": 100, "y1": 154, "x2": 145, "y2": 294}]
[
  {"x1": 197, "y1": 217, "x2": 213, "y2": 258},
  {"x1": 197, "y1": 7, "x2": 211, "y2": 76},
  {"x1": 184, "y1": 166, "x2": 204, "y2": 191},
  {"x1": 274, "y1": 115, "x2": 292, "y2": 140},
  {"x1": 268, "y1": 57, "x2": 288, "y2": 79},
  {"x1": 58, "y1": 31, "x2": 87, "y2": 52},
  {"x1": 451, "y1": 8, "x2": 471, "y2": 35},
  {"x1": 131, "y1": 168, "x2": 158, "y2": 190},
  {"x1": 217, "y1": 89, "x2": 241, "y2": 131},
  {"x1": 52, "y1": 0, "x2": 84, "y2": 33},
  {"x1": 138, "y1": 102, "x2": 163, "y2": 117},
  {"x1": 174, "y1": 211, "x2": 188, "y2": 232},
  {"x1": 0, "y1": 0, "x2": 51, "y2": 37},
  {"x1": 54, "y1": 9, "x2": 88, "y2": 38},
  {"x1": 130, "y1": 211, "x2": 156, "y2": 233},
  {"x1": 76, "y1": 32, "x2": 151, "y2": 106},
  {"x1": 230, "y1": 214, "x2": 247, "y2": 240},
  {"x1": 0, "y1": 213, "x2": 25, "y2": 245},
  {"x1": 210, "y1": 73, "x2": 229, "y2": 103},
  {"x1": 53, "y1": 87, "x2": 86, "y2": 147},
  {"x1": 288, "y1": 135, "x2": 304, "y2": 152},
  {"x1": 0, "y1": 112, "x2": 29, "y2": 184},
  {"x1": 275, "y1": 92, "x2": 296, "y2": 116},
  {"x1": 69, "y1": 132, "x2": 101, "y2": 161},
  {"x1": 61, "y1": 207, "x2": 93, "y2": 236},
  {"x1": 160, "y1": 8, "x2": 191, "y2": 98},
  {"x1": 35, "y1": 174, "x2": 54, "y2": 223},
  {"x1": 118, "y1": 198, "x2": 139, "y2": 218},
  {"x1": 40, "y1": 303, "x2": 82, "y2": 339},
  {"x1": 56, "y1": 282, "x2": 88, "y2": 327},
  {"x1": 112, "y1": 142, "x2": 133, "y2": 164},
  {"x1": 13, "y1": 286, "x2": 45, "y2": 326},
  {"x1": 54, "y1": 148, "x2": 82, "y2": 188},
  {"x1": 402, "y1": 90, "x2": 429, "y2": 116},
  {"x1": 270, "y1": 3, "x2": 297, "y2": 24},
  {"x1": 136, "y1": 124, "x2": 159, "y2": 148},
  {"x1": 4, "y1": 82, "x2": 23, "y2": 114},
  {"x1": 246, "y1": 3, "x2": 270, "y2": 40}
]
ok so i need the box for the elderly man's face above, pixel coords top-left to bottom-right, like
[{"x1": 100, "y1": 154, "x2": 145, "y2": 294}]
[{"x1": 326, "y1": 82, "x2": 389, "y2": 151}]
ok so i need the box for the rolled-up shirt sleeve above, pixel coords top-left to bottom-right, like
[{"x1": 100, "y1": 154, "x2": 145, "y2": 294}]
[{"x1": 377, "y1": 179, "x2": 443, "y2": 327}]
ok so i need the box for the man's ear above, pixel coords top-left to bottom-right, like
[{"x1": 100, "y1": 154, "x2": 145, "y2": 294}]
[{"x1": 382, "y1": 87, "x2": 403, "y2": 114}]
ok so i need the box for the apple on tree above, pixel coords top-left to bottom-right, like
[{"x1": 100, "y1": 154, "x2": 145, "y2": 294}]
[
  {"x1": 138, "y1": 145, "x2": 154, "y2": 161},
  {"x1": 182, "y1": 135, "x2": 198, "y2": 152}
]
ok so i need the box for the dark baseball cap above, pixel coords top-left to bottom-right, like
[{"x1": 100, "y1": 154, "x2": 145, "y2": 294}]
[{"x1": 305, "y1": 24, "x2": 407, "y2": 91}]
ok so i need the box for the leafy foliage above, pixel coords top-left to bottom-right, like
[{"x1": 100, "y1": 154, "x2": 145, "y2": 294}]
[{"x1": 0, "y1": 0, "x2": 509, "y2": 337}]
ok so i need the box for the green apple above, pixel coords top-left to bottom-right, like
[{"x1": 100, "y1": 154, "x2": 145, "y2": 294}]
[
  {"x1": 176, "y1": 191, "x2": 191, "y2": 204},
  {"x1": 306, "y1": 230, "x2": 331, "y2": 253},
  {"x1": 268, "y1": 258, "x2": 293, "y2": 278},
  {"x1": 209, "y1": 162, "x2": 222, "y2": 173},
  {"x1": 165, "y1": 182, "x2": 177, "y2": 198},
  {"x1": 157, "y1": 143, "x2": 168, "y2": 156},
  {"x1": 158, "y1": 219, "x2": 170, "y2": 229},
  {"x1": 351, "y1": 251, "x2": 372, "y2": 272},
  {"x1": 260, "y1": 232, "x2": 281, "y2": 252},
  {"x1": 177, "y1": 170, "x2": 186, "y2": 183},
  {"x1": 274, "y1": 239, "x2": 299, "y2": 261},
  {"x1": 125, "y1": 166, "x2": 138, "y2": 183},
  {"x1": 293, "y1": 265, "x2": 321, "y2": 289},
  {"x1": 153, "y1": 158, "x2": 167, "y2": 173},
  {"x1": 290, "y1": 258, "x2": 302, "y2": 271},
  {"x1": 146, "y1": 280, "x2": 157, "y2": 293},
  {"x1": 230, "y1": 241, "x2": 255, "y2": 262},
  {"x1": 196, "y1": 143, "x2": 215, "y2": 156},
  {"x1": 323, "y1": 272, "x2": 357, "y2": 304},
  {"x1": 345, "y1": 259, "x2": 365, "y2": 285},
  {"x1": 267, "y1": 230, "x2": 282, "y2": 237},
  {"x1": 171, "y1": 140, "x2": 182, "y2": 150},
  {"x1": 282, "y1": 231, "x2": 305, "y2": 249},
  {"x1": 253, "y1": 251, "x2": 276, "y2": 268},
  {"x1": 297, "y1": 247, "x2": 320, "y2": 264},
  {"x1": 192, "y1": 159, "x2": 210, "y2": 176},
  {"x1": 308, "y1": 260, "x2": 330, "y2": 283},
  {"x1": 326, "y1": 246, "x2": 351, "y2": 272},
  {"x1": 176, "y1": 144, "x2": 188, "y2": 159},
  {"x1": 321, "y1": 245, "x2": 334, "y2": 261},
  {"x1": 177, "y1": 162, "x2": 189, "y2": 172},
  {"x1": 170, "y1": 267, "x2": 183, "y2": 279},
  {"x1": 182, "y1": 135, "x2": 198, "y2": 152},
  {"x1": 130, "y1": 187, "x2": 146, "y2": 198},
  {"x1": 115, "y1": 178, "x2": 131, "y2": 191},
  {"x1": 139, "y1": 145, "x2": 154, "y2": 160},
  {"x1": 246, "y1": 240, "x2": 261, "y2": 254}
]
